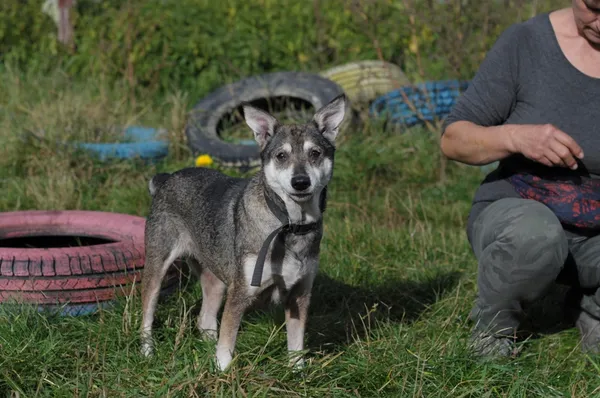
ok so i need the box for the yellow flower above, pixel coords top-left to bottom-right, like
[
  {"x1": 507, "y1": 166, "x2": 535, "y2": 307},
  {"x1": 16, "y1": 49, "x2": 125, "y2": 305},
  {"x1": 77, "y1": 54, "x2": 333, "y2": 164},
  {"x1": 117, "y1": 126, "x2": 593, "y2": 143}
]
[
  {"x1": 409, "y1": 35, "x2": 419, "y2": 54},
  {"x1": 195, "y1": 154, "x2": 214, "y2": 167},
  {"x1": 298, "y1": 53, "x2": 308, "y2": 63}
]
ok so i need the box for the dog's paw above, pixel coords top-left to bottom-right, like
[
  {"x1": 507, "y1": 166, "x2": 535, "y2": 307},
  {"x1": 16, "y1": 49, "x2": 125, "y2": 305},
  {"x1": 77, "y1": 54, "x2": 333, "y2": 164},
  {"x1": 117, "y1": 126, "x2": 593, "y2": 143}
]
[
  {"x1": 215, "y1": 348, "x2": 233, "y2": 372},
  {"x1": 288, "y1": 351, "x2": 306, "y2": 370},
  {"x1": 199, "y1": 328, "x2": 218, "y2": 341},
  {"x1": 140, "y1": 341, "x2": 153, "y2": 357}
]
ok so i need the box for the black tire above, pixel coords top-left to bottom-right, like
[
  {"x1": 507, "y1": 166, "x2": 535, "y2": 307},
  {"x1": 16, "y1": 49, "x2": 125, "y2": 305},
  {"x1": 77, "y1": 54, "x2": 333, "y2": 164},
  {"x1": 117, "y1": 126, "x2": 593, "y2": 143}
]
[{"x1": 185, "y1": 71, "x2": 347, "y2": 170}]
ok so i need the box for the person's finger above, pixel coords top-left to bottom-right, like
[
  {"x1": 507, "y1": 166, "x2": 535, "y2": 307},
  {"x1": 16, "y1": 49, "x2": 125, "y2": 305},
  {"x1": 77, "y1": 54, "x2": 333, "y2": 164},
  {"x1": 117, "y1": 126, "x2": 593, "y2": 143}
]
[
  {"x1": 537, "y1": 155, "x2": 555, "y2": 168},
  {"x1": 550, "y1": 140, "x2": 577, "y2": 169},
  {"x1": 553, "y1": 129, "x2": 584, "y2": 159},
  {"x1": 543, "y1": 150, "x2": 565, "y2": 168}
]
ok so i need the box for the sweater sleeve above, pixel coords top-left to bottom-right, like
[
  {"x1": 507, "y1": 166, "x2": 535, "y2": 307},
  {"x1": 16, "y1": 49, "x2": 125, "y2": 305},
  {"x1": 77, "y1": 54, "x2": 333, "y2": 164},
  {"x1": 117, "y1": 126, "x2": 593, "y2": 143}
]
[{"x1": 443, "y1": 24, "x2": 522, "y2": 132}]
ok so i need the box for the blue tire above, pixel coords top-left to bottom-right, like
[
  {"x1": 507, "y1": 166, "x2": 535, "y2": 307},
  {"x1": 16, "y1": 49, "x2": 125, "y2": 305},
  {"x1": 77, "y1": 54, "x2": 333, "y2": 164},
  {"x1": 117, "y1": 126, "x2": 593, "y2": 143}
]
[
  {"x1": 72, "y1": 126, "x2": 169, "y2": 162},
  {"x1": 369, "y1": 80, "x2": 469, "y2": 128}
]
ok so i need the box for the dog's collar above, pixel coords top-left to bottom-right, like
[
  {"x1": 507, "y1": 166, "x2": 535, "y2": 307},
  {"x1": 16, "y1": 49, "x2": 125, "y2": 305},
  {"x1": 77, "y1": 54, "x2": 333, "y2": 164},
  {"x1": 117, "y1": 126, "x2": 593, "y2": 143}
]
[{"x1": 250, "y1": 187, "x2": 327, "y2": 287}]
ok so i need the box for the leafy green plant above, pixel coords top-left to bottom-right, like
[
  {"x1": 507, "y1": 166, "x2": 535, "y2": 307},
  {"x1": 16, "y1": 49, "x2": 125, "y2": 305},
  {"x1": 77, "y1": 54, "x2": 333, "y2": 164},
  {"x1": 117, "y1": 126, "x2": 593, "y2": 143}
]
[
  {"x1": 0, "y1": 0, "x2": 59, "y2": 71},
  {"x1": 2, "y1": 0, "x2": 410, "y2": 99}
]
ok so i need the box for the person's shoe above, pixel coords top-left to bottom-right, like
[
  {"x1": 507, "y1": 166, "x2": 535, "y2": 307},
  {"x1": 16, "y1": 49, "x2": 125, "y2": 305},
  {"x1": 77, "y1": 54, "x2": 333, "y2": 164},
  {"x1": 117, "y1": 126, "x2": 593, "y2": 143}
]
[
  {"x1": 469, "y1": 328, "x2": 518, "y2": 359},
  {"x1": 564, "y1": 288, "x2": 600, "y2": 354},
  {"x1": 574, "y1": 310, "x2": 600, "y2": 354}
]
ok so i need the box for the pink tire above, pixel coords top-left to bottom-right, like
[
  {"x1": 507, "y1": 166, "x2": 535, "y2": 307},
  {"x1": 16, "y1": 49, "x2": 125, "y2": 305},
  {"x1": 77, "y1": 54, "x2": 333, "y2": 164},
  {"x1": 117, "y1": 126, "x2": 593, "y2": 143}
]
[{"x1": 0, "y1": 210, "x2": 185, "y2": 316}]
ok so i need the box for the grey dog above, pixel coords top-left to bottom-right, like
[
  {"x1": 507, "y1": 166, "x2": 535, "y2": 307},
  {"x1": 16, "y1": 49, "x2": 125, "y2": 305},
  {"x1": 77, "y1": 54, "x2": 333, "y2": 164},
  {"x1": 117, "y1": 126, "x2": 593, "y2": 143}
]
[{"x1": 140, "y1": 94, "x2": 347, "y2": 371}]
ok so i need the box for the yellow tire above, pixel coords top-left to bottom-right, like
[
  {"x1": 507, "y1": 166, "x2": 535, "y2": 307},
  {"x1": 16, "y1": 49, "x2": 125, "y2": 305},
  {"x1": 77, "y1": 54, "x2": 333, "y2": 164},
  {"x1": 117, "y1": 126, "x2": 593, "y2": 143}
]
[{"x1": 320, "y1": 60, "x2": 410, "y2": 105}]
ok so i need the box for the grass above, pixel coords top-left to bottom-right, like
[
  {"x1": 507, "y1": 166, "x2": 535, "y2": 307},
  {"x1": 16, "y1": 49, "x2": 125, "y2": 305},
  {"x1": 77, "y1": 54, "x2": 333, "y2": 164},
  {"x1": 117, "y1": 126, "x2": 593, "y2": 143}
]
[{"x1": 1, "y1": 68, "x2": 600, "y2": 398}]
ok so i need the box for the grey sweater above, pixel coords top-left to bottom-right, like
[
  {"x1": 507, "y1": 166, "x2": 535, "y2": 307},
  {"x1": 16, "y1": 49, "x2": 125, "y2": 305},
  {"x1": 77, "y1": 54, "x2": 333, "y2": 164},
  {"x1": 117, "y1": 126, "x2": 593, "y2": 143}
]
[{"x1": 443, "y1": 12, "x2": 600, "y2": 242}]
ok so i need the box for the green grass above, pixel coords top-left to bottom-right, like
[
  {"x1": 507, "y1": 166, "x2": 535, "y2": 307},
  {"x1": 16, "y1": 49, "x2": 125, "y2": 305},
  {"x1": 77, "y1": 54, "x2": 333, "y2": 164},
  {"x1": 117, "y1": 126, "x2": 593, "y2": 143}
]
[{"x1": 1, "y1": 69, "x2": 599, "y2": 398}]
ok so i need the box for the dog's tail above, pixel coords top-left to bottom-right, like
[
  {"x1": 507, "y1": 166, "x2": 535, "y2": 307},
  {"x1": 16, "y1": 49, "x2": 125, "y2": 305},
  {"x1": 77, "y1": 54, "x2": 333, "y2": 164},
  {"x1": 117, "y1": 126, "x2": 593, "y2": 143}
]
[{"x1": 148, "y1": 173, "x2": 171, "y2": 196}]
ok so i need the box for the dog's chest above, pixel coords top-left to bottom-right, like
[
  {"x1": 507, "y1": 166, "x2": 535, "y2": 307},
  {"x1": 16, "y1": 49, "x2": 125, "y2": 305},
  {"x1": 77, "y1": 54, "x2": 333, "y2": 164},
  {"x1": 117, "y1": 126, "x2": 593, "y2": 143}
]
[{"x1": 243, "y1": 235, "x2": 315, "y2": 294}]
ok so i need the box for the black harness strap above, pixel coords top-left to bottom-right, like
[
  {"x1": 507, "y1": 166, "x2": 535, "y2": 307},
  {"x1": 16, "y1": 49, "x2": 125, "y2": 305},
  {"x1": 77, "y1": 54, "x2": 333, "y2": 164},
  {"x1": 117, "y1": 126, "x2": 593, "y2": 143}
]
[{"x1": 250, "y1": 187, "x2": 327, "y2": 287}]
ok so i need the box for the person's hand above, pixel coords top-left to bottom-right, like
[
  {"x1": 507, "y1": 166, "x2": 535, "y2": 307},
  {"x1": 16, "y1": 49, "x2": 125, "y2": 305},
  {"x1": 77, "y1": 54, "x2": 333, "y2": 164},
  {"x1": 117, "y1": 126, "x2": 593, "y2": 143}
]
[{"x1": 509, "y1": 124, "x2": 584, "y2": 170}]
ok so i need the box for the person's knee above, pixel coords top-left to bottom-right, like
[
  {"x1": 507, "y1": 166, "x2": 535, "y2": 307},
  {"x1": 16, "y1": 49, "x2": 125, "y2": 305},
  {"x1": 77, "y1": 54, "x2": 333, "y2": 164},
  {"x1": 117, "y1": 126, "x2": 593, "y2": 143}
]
[
  {"x1": 501, "y1": 201, "x2": 566, "y2": 259},
  {"x1": 477, "y1": 199, "x2": 568, "y2": 271},
  {"x1": 473, "y1": 200, "x2": 569, "y2": 329}
]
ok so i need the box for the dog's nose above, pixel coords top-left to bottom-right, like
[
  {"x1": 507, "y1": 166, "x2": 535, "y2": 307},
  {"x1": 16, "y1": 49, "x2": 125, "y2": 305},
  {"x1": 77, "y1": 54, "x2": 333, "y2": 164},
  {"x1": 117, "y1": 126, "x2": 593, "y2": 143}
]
[{"x1": 291, "y1": 175, "x2": 311, "y2": 191}]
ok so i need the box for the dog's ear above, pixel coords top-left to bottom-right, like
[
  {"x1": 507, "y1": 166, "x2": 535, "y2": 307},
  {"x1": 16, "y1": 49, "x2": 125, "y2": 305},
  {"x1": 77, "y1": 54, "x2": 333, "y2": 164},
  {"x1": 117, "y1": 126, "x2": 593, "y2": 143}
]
[
  {"x1": 313, "y1": 94, "x2": 346, "y2": 144},
  {"x1": 243, "y1": 104, "x2": 278, "y2": 149}
]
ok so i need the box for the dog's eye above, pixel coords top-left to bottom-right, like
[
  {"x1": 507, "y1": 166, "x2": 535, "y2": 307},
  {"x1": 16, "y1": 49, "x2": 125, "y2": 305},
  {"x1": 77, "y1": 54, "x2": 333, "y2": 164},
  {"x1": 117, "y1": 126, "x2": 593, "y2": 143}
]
[
  {"x1": 309, "y1": 149, "x2": 321, "y2": 159},
  {"x1": 276, "y1": 152, "x2": 288, "y2": 161}
]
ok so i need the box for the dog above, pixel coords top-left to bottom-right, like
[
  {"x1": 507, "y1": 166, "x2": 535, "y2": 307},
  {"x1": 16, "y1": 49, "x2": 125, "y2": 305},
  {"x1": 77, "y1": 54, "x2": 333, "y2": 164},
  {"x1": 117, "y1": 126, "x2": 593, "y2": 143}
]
[{"x1": 140, "y1": 94, "x2": 347, "y2": 371}]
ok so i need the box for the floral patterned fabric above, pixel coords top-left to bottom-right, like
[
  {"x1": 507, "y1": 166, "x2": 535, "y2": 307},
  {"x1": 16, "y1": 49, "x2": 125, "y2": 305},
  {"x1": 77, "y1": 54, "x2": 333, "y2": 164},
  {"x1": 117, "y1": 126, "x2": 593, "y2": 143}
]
[{"x1": 508, "y1": 173, "x2": 600, "y2": 230}]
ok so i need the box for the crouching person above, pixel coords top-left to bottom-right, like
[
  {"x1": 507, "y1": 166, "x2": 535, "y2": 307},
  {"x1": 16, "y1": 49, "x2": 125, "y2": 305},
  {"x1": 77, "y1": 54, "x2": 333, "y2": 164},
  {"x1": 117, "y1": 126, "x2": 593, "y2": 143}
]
[{"x1": 441, "y1": 1, "x2": 600, "y2": 358}]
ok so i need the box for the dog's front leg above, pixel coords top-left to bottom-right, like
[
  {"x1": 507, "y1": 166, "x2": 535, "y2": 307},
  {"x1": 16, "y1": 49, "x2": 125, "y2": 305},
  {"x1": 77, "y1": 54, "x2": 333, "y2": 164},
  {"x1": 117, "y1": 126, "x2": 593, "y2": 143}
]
[
  {"x1": 285, "y1": 276, "x2": 315, "y2": 369},
  {"x1": 215, "y1": 286, "x2": 249, "y2": 371}
]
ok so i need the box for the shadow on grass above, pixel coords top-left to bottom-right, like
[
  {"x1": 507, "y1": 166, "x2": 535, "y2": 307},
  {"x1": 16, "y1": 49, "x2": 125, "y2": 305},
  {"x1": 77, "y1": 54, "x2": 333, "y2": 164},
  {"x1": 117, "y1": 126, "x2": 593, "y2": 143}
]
[
  {"x1": 159, "y1": 263, "x2": 462, "y2": 351},
  {"x1": 304, "y1": 271, "x2": 463, "y2": 352},
  {"x1": 156, "y1": 262, "x2": 577, "y2": 351}
]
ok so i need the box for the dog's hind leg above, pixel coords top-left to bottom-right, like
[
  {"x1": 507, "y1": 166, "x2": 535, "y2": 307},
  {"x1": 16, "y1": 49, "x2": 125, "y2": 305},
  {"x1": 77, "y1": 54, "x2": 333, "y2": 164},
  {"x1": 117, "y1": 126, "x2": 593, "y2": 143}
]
[
  {"x1": 195, "y1": 263, "x2": 226, "y2": 340},
  {"x1": 140, "y1": 236, "x2": 187, "y2": 357}
]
